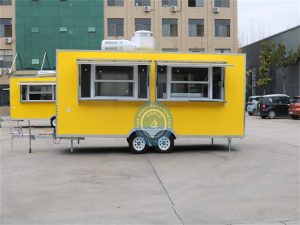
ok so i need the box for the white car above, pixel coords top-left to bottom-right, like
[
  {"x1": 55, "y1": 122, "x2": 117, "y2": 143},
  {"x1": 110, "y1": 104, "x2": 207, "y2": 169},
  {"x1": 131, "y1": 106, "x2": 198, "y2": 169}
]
[{"x1": 246, "y1": 96, "x2": 262, "y2": 116}]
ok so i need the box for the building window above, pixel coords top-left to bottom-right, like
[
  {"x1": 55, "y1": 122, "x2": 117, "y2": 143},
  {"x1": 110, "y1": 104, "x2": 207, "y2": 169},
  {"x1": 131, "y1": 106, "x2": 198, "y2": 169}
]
[
  {"x1": 162, "y1": 48, "x2": 178, "y2": 52},
  {"x1": 215, "y1": 19, "x2": 230, "y2": 37},
  {"x1": 189, "y1": 48, "x2": 205, "y2": 52},
  {"x1": 162, "y1": 19, "x2": 178, "y2": 37},
  {"x1": 215, "y1": 49, "x2": 231, "y2": 53},
  {"x1": 162, "y1": 0, "x2": 177, "y2": 7},
  {"x1": 79, "y1": 63, "x2": 150, "y2": 100},
  {"x1": 188, "y1": 0, "x2": 204, "y2": 7},
  {"x1": 189, "y1": 19, "x2": 204, "y2": 37},
  {"x1": 0, "y1": 19, "x2": 12, "y2": 37},
  {"x1": 21, "y1": 84, "x2": 56, "y2": 102},
  {"x1": 135, "y1": 18, "x2": 151, "y2": 31},
  {"x1": 107, "y1": 0, "x2": 123, "y2": 6},
  {"x1": 0, "y1": 49, "x2": 12, "y2": 68},
  {"x1": 156, "y1": 64, "x2": 225, "y2": 101},
  {"x1": 107, "y1": 18, "x2": 124, "y2": 37},
  {"x1": 0, "y1": 85, "x2": 9, "y2": 106},
  {"x1": 135, "y1": 0, "x2": 150, "y2": 6},
  {"x1": 0, "y1": 0, "x2": 12, "y2": 5},
  {"x1": 214, "y1": 0, "x2": 229, "y2": 7}
]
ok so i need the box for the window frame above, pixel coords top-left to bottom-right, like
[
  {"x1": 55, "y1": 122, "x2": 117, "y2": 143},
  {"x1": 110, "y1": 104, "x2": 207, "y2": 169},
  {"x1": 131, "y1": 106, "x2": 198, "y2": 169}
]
[
  {"x1": 134, "y1": 0, "x2": 151, "y2": 6},
  {"x1": 135, "y1": 18, "x2": 151, "y2": 31},
  {"x1": 215, "y1": 19, "x2": 230, "y2": 37},
  {"x1": 20, "y1": 83, "x2": 56, "y2": 102},
  {"x1": 107, "y1": 0, "x2": 124, "y2": 6},
  {"x1": 78, "y1": 61, "x2": 151, "y2": 101},
  {"x1": 188, "y1": 19, "x2": 204, "y2": 37},
  {"x1": 214, "y1": 0, "x2": 230, "y2": 8},
  {"x1": 0, "y1": 18, "x2": 12, "y2": 38},
  {"x1": 162, "y1": 18, "x2": 178, "y2": 37},
  {"x1": 155, "y1": 62, "x2": 226, "y2": 102},
  {"x1": 107, "y1": 18, "x2": 124, "y2": 37}
]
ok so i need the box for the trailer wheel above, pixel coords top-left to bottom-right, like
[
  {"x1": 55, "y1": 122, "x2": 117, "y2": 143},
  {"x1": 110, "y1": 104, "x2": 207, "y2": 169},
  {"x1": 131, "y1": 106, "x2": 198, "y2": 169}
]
[
  {"x1": 128, "y1": 134, "x2": 148, "y2": 154},
  {"x1": 155, "y1": 135, "x2": 174, "y2": 153},
  {"x1": 50, "y1": 116, "x2": 56, "y2": 127}
]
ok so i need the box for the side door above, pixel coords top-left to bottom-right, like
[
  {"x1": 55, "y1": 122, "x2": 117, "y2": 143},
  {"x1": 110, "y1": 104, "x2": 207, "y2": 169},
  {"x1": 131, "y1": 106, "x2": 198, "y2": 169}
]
[{"x1": 281, "y1": 97, "x2": 290, "y2": 115}]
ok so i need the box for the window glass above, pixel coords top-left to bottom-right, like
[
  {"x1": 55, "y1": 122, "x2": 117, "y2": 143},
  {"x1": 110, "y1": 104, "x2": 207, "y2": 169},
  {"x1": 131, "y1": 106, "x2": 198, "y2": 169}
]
[
  {"x1": 135, "y1": 0, "x2": 150, "y2": 6},
  {"x1": 107, "y1": 18, "x2": 124, "y2": 36},
  {"x1": 0, "y1": 49, "x2": 13, "y2": 68},
  {"x1": 157, "y1": 65, "x2": 225, "y2": 101},
  {"x1": 171, "y1": 83, "x2": 208, "y2": 98},
  {"x1": 215, "y1": 19, "x2": 230, "y2": 37},
  {"x1": 189, "y1": 48, "x2": 205, "y2": 53},
  {"x1": 95, "y1": 66, "x2": 133, "y2": 80},
  {"x1": 162, "y1": 0, "x2": 177, "y2": 6},
  {"x1": 0, "y1": 19, "x2": 12, "y2": 37},
  {"x1": 95, "y1": 82, "x2": 133, "y2": 97},
  {"x1": 80, "y1": 64, "x2": 91, "y2": 98},
  {"x1": 157, "y1": 66, "x2": 167, "y2": 99},
  {"x1": 215, "y1": 48, "x2": 231, "y2": 53},
  {"x1": 21, "y1": 85, "x2": 55, "y2": 101},
  {"x1": 135, "y1": 18, "x2": 151, "y2": 31},
  {"x1": 213, "y1": 67, "x2": 222, "y2": 99},
  {"x1": 188, "y1": 0, "x2": 204, "y2": 7},
  {"x1": 138, "y1": 65, "x2": 148, "y2": 99},
  {"x1": 107, "y1": 0, "x2": 123, "y2": 6},
  {"x1": 215, "y1": 0, "x2": 229, "y2": 7},
  {"x1": 80, "y1": 64, "x2": 149, "y2": 100},
  {"x1": 0, "y1": 85, "x2": 10, "y2": 106},
  {"x1": 189, "y1": 19, "x2": 204, "y2": 37},
  {"x1": 172, "y1": 67, "x2": 208, "y2": 81},
  {"x1": 162, "y1": 19, "x2": 178, "y2": 37},
  {"x1": 0, "y1": 0, "x2": 12, "y2": 5}
]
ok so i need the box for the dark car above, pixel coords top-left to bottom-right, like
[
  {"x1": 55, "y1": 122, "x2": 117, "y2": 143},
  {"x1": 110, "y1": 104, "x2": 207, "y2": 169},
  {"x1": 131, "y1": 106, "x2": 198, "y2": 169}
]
[{"x1": 257, "y1": 94, "x2": 291, "y2": 119}]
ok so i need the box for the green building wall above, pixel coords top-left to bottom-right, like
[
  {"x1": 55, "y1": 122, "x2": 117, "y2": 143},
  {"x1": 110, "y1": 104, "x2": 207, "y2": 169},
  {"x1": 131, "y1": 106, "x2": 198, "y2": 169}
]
[{"x1": 16, "y1": 0, "x2": 104, "y2": 70}]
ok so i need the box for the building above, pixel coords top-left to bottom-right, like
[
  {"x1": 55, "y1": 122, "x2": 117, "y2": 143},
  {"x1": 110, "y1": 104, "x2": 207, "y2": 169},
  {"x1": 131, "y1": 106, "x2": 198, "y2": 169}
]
[
  {"x1": 0, "y1": 0, "x2": 15, "y2": 115},
  {"x1": 15, "y1": 0, "x2": 104, "y2": 70},
  {"x1": 104, "y1": 0, "x2": 238, "y2": 53},
  {"x1": 241, "y1": 25, "x2": 300, "y2": 97}
]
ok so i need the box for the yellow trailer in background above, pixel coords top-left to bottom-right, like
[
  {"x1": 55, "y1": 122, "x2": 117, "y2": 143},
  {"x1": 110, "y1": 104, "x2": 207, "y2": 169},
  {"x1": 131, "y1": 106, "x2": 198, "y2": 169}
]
[
  {"x1": 56, "y1": 50, "x2": 245, "y2": 153},
  {"x1": 10, "y1": 76, "x2": 57, "y2": 127}
]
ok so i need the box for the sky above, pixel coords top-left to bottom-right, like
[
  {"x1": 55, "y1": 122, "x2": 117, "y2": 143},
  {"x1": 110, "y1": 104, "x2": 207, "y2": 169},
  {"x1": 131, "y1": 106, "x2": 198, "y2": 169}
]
[{"x1": 238, "y1": 0, "x2": 300, "y2": 47}]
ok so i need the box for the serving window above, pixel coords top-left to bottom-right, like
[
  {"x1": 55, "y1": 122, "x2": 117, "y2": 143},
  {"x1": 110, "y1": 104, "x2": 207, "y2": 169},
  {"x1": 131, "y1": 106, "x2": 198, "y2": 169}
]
[
  {"x1": 156, "y1": 63, "x2": 225, "y2": 101},
  {"x1": 20, "y1": 84, "x2": 56, "y2": 102},
  {"x1": 79, "y1": 62, "x2": 150, "y2": 100}
]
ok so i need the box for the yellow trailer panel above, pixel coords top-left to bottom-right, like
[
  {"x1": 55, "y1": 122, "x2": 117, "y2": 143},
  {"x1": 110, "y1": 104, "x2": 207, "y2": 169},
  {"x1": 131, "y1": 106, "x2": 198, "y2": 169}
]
[
  {"x1": 10, "y1": 76, "x2": 56, "y2": 120},
  {"x1": 56, "y1": 51, "x2": 245, "y2": 139}
]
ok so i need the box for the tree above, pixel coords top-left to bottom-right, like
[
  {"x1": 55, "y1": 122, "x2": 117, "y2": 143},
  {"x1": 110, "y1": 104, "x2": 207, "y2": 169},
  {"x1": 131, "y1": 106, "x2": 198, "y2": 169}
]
[
  {"x1": 257, "y1": 41, "x2": 275, "y2": 94},
  {"x1": 273, "y1": 43, "x2": 300, "y2": 93}
]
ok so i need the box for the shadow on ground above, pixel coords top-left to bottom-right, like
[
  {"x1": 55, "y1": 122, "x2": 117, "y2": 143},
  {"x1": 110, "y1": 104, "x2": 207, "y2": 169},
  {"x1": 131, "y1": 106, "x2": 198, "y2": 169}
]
[{"x1": 61, "y1": 144, "x2": 232, "y2": 155}]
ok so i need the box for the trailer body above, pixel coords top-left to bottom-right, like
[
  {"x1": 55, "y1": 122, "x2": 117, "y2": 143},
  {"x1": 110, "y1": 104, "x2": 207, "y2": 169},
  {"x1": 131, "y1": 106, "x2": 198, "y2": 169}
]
[
  {"x1": 56, "y1": 51, "x2": 245, "y2": 140},
  {"x1": 10, "y1": 76, "x2": 56, "y2": 120}
]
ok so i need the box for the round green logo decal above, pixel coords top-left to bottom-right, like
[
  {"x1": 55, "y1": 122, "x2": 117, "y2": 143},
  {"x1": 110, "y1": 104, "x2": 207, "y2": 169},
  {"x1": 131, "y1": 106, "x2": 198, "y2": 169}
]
[{"x1": 135, "y1": 102, "x2": 173, "y2": 138}]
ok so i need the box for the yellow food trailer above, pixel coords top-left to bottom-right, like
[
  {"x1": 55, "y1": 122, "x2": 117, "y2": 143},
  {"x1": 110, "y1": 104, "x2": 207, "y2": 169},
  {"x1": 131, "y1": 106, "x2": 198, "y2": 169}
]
[
  {"x1": 10, "y1": 76, "x2": 57, "y2": 127},
  {"x1": 56, "y1": 50, "x2": 245, "y2": 153}
]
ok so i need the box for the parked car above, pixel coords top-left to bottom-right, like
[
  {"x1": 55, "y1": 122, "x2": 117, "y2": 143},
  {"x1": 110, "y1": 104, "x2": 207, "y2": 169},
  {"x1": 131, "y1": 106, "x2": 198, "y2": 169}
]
[
  {"x1": 257, "y1": 94, "x2": 291, "y2": 119},
  {"x1": 246, "y1": 96, "x2": 262, "y2": 116},
  {"x1": 288, "y1": 96, "x2": 300, "y2": 119}
]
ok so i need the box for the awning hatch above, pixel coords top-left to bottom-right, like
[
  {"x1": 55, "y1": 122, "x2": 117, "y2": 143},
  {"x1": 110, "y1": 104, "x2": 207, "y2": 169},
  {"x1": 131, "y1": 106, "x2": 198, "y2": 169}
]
[
  {"x1": 155, "y1": 61, "x2": 233, "y2": 67},
  {"x1": 77, "y1": 59, "x2": 152, "y2": 66}
]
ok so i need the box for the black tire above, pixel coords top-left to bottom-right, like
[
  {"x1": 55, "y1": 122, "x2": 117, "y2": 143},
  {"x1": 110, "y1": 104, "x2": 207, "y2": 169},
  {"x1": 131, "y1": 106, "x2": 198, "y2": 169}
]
[
  {"x1": 260, "y1": 116, "x2": 267, "y2": 119},
  {"x1": 248, "y1": 112, "x2": 253, "y2": 116},
  {"x1": 128, "y1": 133, "x2": 148, "y2": 154},
  {"x1": 155, "y1": 135, "x2": 174, "y2": 153},
  {"x1": 268, "y1": 110, "x2": 276, "y2": 119},
  {"x1": 291, "y1": 115, "x2": 299, "y2": 119},
  {"x1": 50, "y1": 116, "x2": 56, "y2": 127}
]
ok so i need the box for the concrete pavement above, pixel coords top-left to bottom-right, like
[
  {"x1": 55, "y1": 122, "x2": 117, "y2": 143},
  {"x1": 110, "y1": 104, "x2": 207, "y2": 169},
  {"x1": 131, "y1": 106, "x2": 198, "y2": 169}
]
[{"x1": 0, "y1": 115, "x2": 299, "y2": 225}]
